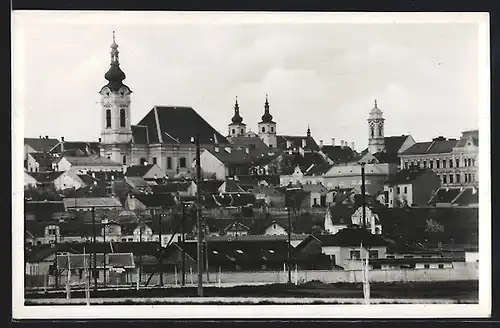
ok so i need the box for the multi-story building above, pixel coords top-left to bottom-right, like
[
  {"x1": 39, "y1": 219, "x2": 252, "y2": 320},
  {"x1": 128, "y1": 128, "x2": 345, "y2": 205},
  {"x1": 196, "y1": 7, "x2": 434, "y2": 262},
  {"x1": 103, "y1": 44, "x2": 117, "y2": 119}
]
[{"x1": 398, "y1": 130, "x2": 478, "y2": 187}]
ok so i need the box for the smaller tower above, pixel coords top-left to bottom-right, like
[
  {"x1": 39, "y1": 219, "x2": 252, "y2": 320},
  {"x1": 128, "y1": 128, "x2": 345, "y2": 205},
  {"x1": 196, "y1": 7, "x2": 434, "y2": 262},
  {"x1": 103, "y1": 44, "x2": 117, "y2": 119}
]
[
  {"x1": 258, "y1": 94, "x2": 277, "y2": 148},
  {"x1": 367, "y1": 99, "x2": 386, "y2": 154},
  {"x1": 306, "y1": 125, "x2": 311, "y2": 137},
  {"x1": 228, "y1": 96, "x2": 246, "y2": 138}
]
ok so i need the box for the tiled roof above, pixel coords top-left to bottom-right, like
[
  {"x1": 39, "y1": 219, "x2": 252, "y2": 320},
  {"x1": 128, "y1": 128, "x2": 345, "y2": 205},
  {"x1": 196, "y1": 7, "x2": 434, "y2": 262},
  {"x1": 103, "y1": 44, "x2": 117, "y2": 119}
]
[
  {"x1": 136, "y1": 106, "x2": 229, "y2": 145},
  {"x1": 320, "y1": 145, "x2": 358, "y2": 164},
  {"x1": 206, "y1": 234, "x2": 309, "y2": 243},
  {"x1": 131, "y1": 125, "x2": 149, "y2": 144},
  {"x1": 86, "y1": 170, "x2": 124, "y2": 182},
  {"x1": 223, "y1": 179, "x2": 246, "y2": 193},
  {"x1": 24, "y1": 201, "x2": 66, "y2": 214},
  {"x1": 316, "y1": 226, "x2": 388, "y2": 247},
  {"x1": 125, "y1": 177, "x2": 152, "y2": 191},
  {"x1": 385, "y1": 168, "x2": 431, "y2": 185},
  {"x1": 304, "y1": 162, "x2": 333, "y2": 176},
  {"x1": 150, "y1": 181, "x2": 192, "y2": 193},
  {"x1": 28, "y1": 171, "x2": 65, "y2": 183},
  {"x1": 455, "y1": 130, "x2": 479, "y2": 148},
  {"x1": 302, "y1": 183, "x2": 328, "y2": 194},
  {"x1": 126, "y1": 164, "x2": 155, "y2": 177},
  {"x1": 277, "y1": 135, "x2": 319, "y2": 151},
  {"x1": 384, "y1": 135, "x2": 409, "y2": 154},
  {"x1": 29, "y1": 152, "x2": 55, "y2": 167},
  {"x1": 131, "y1": 193, "x2": 177, "y2": 209},
  {"x1": 428, "y1": 188, "x2": 462, "y2": 204},
  {"x1": 197, "y1": 179, "x2": 225, "y2": 194},
  {"x1": 402, "y1": 138, "x2": 458, "y2": 155},
  {"x1": 77, "y1": 174, "x2": 99, "y2": 186},
  {"x1": 280, "y1": 152, "x2": 329, "y2": 175},
  {"x1": 453, "y1": 188, "x2": 479, "y2": 206},
  {"x1": 63, "y1": 197, "x2": 123, "y2": 209},
  {"x1": 24, "y1": 137, "x2": 60, "y2": 152},
  {"x1": 51, "y1": 141, "x2": 101, "y2": 156},
  {"x1": 59, "y1": 156, "x2": 121, "y2": 167},
  {"x1": 207, "y1": 146, "x2": 253, "y2": 165},
  {"x1": 228, "y1": 136, "x2": 270, "y2": 153}
]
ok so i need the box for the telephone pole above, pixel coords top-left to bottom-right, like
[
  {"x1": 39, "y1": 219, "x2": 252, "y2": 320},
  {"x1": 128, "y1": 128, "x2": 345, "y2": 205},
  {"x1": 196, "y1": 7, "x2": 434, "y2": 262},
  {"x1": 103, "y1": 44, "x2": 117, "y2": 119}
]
[
  {"x1": 193, "y1": 134, "x2": 204, "y2": 297},
  {"x1": 92, "y1": 207, "x2": 97, "y2": 290},
  {"x1": 360, "y1": 163, "x2": 366, "y2": 229}
]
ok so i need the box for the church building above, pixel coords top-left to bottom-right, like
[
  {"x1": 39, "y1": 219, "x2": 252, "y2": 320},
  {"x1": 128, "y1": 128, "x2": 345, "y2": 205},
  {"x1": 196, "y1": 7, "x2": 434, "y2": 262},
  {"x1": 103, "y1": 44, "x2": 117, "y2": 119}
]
[{"x1": 98, "y1": 32, "x2": 228, "y2": 177}]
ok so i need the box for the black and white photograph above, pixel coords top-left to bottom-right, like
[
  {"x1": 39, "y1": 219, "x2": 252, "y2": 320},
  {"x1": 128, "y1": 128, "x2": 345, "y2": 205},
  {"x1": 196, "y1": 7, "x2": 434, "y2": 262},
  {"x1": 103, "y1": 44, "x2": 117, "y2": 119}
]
[{"x1": 12, "y1": 11, "x2": 491, "y2": 319}]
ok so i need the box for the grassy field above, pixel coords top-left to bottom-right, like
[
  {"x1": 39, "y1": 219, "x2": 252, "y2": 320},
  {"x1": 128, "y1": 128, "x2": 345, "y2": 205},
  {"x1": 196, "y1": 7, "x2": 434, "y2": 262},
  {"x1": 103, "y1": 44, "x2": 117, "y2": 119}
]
[{"x1": 25, "y1": 280, "x2": 478, "y2": 304}]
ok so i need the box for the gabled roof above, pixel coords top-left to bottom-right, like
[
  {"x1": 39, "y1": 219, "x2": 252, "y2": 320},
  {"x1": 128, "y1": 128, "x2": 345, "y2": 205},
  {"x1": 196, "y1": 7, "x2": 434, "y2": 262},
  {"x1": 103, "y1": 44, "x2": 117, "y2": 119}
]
[
  {"x1": 126, "y1": 164, "x2": 155, "y2": 177},
  {"x1": 228, "y1": 136, "x2": 270, "y2": 154},
  {"x1": 320, "y1": 145, "x2": 359, "y2": 164},
  {"x1": 385, "y1": 168, "x2": 433, "y2": 185},
  {"x1": 401, "y1": 138, "x2": 458, "y2": 156},
  {"x1": 222, "y1": 179, "x2": 246, "y2": 193},
  {"x1": 131, "y1": 193, "x2": 177, "y2": 209},
  {"x1": 455, "y1": 130, "x2": 479, "y2": 148},
  {"x1": 304, "y1": 162, "x2": 333, "y2": 176},
  {"x1": 384, "y1": 135, "x2": 410, "y2": 154},
  {"x1": 63, "y1": 197, "x2": 123, "y2": 209},
  {"x1": 428, "y1": 187, "x2": 478, "y2": 206},
  {"x1": 276, "y1": 135, "x2": 319, "y2": 151},
  {"x1": 198, "y1": 179, "x2": 225, "y2": 194},
  {"x1": 224, "y1": 222, "x2": 250, "y2": 232},
  {"x1": 302, "y1": 183, "x2": 328, "y2": 194},
  {"x1": 24, "y1": 137, "x2": 60, "y2": 152},
  {"x1": 24, "y1": 201, "x2": 66, "y2": 214},
  {"x1": 28, "y1": 152, "x2": 55, "y2": 167},
  {"x1": 131, "y1": 125, "x2": 149, "y2": 144},
  {"x1": 207, "y1": 146, "x2": 253, "y2": 165},
  {"x1": 86, "y1": 170, "x2": 124, "y2": 182},
  {"x1": 280, "y1": 152, "x2": 329, "y2": 175},
  {"x1": 59, "y1": 156, "x2": 121, "y2": 167},
  {"x1": 136, "y1": 106, "x2": 229, "y2": 145},
  {"x1": 28, "y1": 171, "x2": 65, "y2": 183},
  {"x1": 453, "y1": 188, "x2": 479, "y2": 206},
  {"x1": 316, "y1": 226, "x2": 388, "y2": 247},
  {"x1": 50, "y1": 141, "x2": 101, "y2": 156},
  {"x1": 428, "y1": 187, "x2": 462, "y2": 204},
  {"x1": 150, "y1": 181, "x2": 192, "y2": 193}
]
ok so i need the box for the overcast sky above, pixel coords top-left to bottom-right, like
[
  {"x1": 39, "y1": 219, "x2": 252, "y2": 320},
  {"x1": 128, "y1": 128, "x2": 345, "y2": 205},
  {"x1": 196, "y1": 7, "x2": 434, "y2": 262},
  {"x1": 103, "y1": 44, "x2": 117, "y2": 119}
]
[{"x1": 14, "y1": 12, "x2": 485, "y2": 151}]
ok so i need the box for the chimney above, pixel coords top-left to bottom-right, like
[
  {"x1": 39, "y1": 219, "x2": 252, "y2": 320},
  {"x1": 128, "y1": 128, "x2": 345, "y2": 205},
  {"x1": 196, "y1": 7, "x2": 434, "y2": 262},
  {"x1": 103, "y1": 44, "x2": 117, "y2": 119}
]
[
  {"x1": 214, "y1": 146, "x2": 219, "y2": 153},
  {"x1": 98, "y1": 137, "x2": 102, "y2": 143},
  {"x1": 340, "y1": 140, "x2": 344, "y2": 148},
  {"x1": 331, "y1": 138, "x2": 335, "y2": 146},
  {"x1": 245, "y1": 147, "x2": 250, "y2": 154},
  {"x1": 286, "y1": 140, "x2": 293, "y2": 149},
  {"x1": 60, "y1": 137, "x2": 65, "y2": 153},
  {"x1": 350, "y1": 141, "x2": 355, "y2": 150},
  {"x1": 144, "y1": 161, "x2": 148, "y2": 166},
  {"x1": 302, "y1": 139, "x2": 307, "y2": 148},
  {"x1": 39, "y1": 136, "x2": 42, "y2": 139},
  {"x1": 319, "y1": 140, "x2": 323, "y2": 148},
  {"x1": 213, "y1": 133, "x2": 219, "y2": 145},
  {"x1": 45, "y1": 135, "x2": 48, "y2": 139}
]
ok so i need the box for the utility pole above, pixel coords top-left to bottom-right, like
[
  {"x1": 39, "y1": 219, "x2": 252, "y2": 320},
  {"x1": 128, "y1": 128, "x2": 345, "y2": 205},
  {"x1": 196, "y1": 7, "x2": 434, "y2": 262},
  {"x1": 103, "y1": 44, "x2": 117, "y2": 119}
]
[
  {"x1": 92, "y1": 207, "x2": 97, "y2": 290},
  {"x1": 193, "y1": 134, "x2": 204, "y2": 297},
  {"x1": 360, "y1": 163, "x2": 366, "y2": 229},
  {"x1": 181, "y1": 202, "x2": 186, "y2": 286},
  {"x1": 103, "y1": 220, "x2": 106, "y2": 287},
  {"x1": 287, "y1": 205, "x2": 292, "y2": 284},
  {"x1": 158, "y1": 209, "x2": 164, "y2": 286},
  {"x1": 54, "y1": 232, "x2": 59, "y2": 289}
]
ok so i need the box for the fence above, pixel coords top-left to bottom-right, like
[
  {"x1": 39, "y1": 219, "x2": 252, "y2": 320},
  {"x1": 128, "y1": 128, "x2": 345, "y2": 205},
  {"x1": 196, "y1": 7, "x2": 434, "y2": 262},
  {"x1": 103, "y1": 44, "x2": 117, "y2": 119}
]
[{"x1": 25, "y1": 262, "x2": 478, "y2": 290}]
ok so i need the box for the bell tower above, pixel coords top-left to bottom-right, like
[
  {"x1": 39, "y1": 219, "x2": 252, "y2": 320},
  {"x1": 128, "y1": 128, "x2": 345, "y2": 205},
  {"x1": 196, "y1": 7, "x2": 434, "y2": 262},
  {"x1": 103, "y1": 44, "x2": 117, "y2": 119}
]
[
  {"x1": 228, "y1": 96, "x2": 246, "y2": 138},
  {"x1": 99, "y1": 31, "x2": 133, "y2": 164},
  {"x1": 258, "y1": 94, "x2": 277, "y2": 148},
  {"x1": 367, "y1": 99, "x2": 385, "y2": 154}
]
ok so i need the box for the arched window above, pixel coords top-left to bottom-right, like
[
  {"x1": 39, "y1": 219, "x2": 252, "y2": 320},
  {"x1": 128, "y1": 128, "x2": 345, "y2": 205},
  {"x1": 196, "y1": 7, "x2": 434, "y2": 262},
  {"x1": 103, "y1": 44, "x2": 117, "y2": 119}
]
[
  {"x1": 370, "y1": 126, "x2": 374, "y2": 138},
  {"x1": 240, "y1": 129, "x2": 244, "y2": 134},
  {"x1": 378, "y1": 125, "x2": 383, "y2": 137},
  {"x1": 122, "y1": 155, "x2": 127, "y2": 165},
  {"x1": 232, "y1": 129, "x2": 235, "y2": 134},
  {"x1": 120, "y1": 109, "x2": 126, "y2": 127},
  {"x1": 106, "y1": 109, "x2": 111, "y2": 128},
  {"x1": 271, "y1": 126, "x2": 274, "y2": 133},
  {"x1": 262, "y1": 127, "x2": 266, "y2": 133}
]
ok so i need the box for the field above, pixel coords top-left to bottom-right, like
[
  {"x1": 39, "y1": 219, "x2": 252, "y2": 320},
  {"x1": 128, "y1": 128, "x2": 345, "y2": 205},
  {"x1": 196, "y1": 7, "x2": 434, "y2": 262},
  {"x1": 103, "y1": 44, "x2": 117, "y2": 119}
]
[{"x1": 25, "y1": 280, "x2": 478, "y2": 305}]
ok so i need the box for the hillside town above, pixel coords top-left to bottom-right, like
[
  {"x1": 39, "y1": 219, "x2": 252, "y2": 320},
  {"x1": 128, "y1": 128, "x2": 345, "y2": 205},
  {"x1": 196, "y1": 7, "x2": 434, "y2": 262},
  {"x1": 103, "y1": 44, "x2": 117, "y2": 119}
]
[{"x1": 23, "y1": 33, "x2": 479, "y2": 292}]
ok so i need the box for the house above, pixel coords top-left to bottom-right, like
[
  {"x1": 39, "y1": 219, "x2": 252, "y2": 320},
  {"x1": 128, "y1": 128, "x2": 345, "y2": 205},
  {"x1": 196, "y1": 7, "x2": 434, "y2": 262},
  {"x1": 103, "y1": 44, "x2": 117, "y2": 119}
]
[
  {"x1": 24, "y1": 171, "x2": 38, "y2": 189},
  {"x1": 150, "y1": 180, "x2": 197, "y2": 197},
  {"x1": 264, "y1": 221, "x2": 288, "y2": 236},
  {"x1": 24, "y1": 136, "x2": 60, "y2": 161},
  {"x1": 126, "y1": 164, "x2": 167, "y2": 180},
  {"x1": 218, "y1": 179, "x2": 246, "y2": 193},
  {"x1": 24, "y1": 200, "x2": 66, "y2": 223},
  {"x1": 26, "y1": 152, "x2": 55, "y2": 172},
  {"x1": 125, "y1": 176, "x2": 153, "y2": 193},
  {"x1": 383, "y1": 168, "x2": 442, "y2": 208},
  {"x1": 199, "y1": 146, "x2": 254, "y2": 180},
  {"x1": 28, "y1": 170, "x2": 85, "y2": 191},
  {"x1": 278, "y1": 152, "x2": 330, "y2": 186},
  {"x1": 223, "y1": 222, "x2": 250, "y2": 237},
  {"x1": 49, "y1": 138, "x2": 101, "y2": 157},
  {"x1": 398, "y1": 131, "x2": 478, "y2": 187},
  {"x1": 125, "y1": 193, "x2": 177, "y2": 212},
  {"x1": 318, "y1": 139, "x2": 359, "y2": 165},
  {"x1": 324, "y1": 205, "x2": 382, "y2": 235},
  {"x1": 62, "y1": 197, "x2": 123, "y2": 211},
  {"x1": 302, "y1": 183, "x2": 328, "y2": 207},
  {"x1": 53, "y1": 155, "x2": 123, "y2": 173}
]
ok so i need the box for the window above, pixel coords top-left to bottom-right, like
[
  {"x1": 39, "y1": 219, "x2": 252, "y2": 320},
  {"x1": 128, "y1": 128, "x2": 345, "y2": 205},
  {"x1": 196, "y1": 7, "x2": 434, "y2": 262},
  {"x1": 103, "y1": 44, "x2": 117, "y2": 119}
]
[
  {"x1": 449, "y1": 174, "x2": 454, "y2": 184},
  {"x1": 369, "y1": 250, "x2": 379, "y2": 259},
  {"x1": 372, "y1": 264, "x2": 381, "y2": 270},
  {"x1": 313, "y1": 198, "x2": 317, "y2": 206},
  {"x1": 456, "y1": 174, "x2": 460, "y2": 183},
  {"x1": 468, "y1": 158, "x2": 472, "y2": 167},
  {"x1": 424, "y1": 264, "x2": 430, "y2": 269},
  {"x1": 370, "y1": 126, "x2": 374, "y2": 138},
  {"x1": 122, "y1": 155, "x2": 126, "y2": 165},
  {"x1": 152, "y1": 157, "x2": 157, "y2": 165},
  {"x1": 423, "y1": 160, "x2": 427, "y2": 168},
  {"x1": 472, "y1": 159, "x2": 475, "y2": 167},
  {"x1": 378, "y1": 127, "x2": 383, "y2": 137},
  {"x1": 262, "y1": 127, "x2": 266, "y2": 133},
  {"x1": 443, "y1": 175, "x2": 447, "y2": 184},
  {"x1": 442, "y1": 159, "x2": 446, "y2": 168},
  {"x1": 456, "y1": 159, "x2": 460, "y2": 167},
  {"x1": 271, "y1": 126, "x2": 274, "y2": 133},
  {"x1": 92, "y1": 270, "x2": 100, "y2": 278},
  {"x1": 106, "y1": 109, "x2": 111, "y2": 128},
  {"x1": 397, "y1": 187, "x2": 401, "y2": 194},
  {"x1": 179, "y1": 157, "x2": 187, "y2": 168},
  {"x1": 438, "y1": 264, "x2": 445, "y2": 269},
  {"x1": 390, "y1": 188, "x2": 393, "y2": 193},
  {"x1": 465, "y1": 174, "x2": 468, "y2": 183},
  {"x1": 167, "y1": 157, "x2": 172, "y2": 169},
  {"x1": 232, "y1": 129, "x2": 235, "y2": 134},
  {"x1": 240, "y1": 129, "x2": 244, "y2": 134},
  {"x1": 404, "y1": 186, "x2": 407, "y2": 194},
  {"x1": 449, "y1": 159, "x2": 453, "y2": 168},
  {"x1": 119, "y1": 109, "x2": 126, "y2": 127},
  {"x1": 436, "y1": 160, "x2": 440, "y2": 169},
  {"x1": 429, "y1": 160, "x2": 433, "y2": 169},
  {"x1": 350, "y1": 250, "x2": 361, "y2": 260},
  {"x1": 404, "y1": 161, "x2": 408, "y2": 169}
]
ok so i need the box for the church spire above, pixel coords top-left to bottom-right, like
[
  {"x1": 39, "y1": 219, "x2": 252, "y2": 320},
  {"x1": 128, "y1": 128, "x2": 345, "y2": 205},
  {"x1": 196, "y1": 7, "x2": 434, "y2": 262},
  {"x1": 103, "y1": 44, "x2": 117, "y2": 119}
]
[
  {"x1": 261, "y1": 94, "x2": 273, "y2": 123},
  {"x1": 307, "y1": 125, "x2": 311, "y2": 137},
  {"x1": 231, "y1": 96, "x2": 243, "y2": 124},
  {"x1": 102, "y1": 31, "x2": 130, "y2": 92}
]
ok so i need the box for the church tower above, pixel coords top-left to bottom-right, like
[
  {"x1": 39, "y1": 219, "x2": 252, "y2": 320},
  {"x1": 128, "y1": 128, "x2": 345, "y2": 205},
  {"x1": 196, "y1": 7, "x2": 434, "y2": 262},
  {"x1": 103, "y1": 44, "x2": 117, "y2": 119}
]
[
  {"x1": 367, "y1": 99, "x2": 385, "y2": 154},
  {"x1": 258, "y1": 94, "x2": 277, "y2": 148},
  {"x1": 99, "y1": 31, "x2": 133, "y2": 165},
  {"x1": 228, "y1": 97, "x2": 246, "y2": 138}
]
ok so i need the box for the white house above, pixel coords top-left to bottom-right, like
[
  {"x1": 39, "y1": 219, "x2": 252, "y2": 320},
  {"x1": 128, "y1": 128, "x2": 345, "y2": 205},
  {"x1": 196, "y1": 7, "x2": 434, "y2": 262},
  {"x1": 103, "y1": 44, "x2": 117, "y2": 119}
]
[
  {"x1": 53, "y1": 155, "x2": 123, "y2": 173},
  {"x1": 324, "y1": 206, "x2": 382, "y2": 235},
  {"x1": 199, "y1": 148, "x2": 230, "y2": 180},
  {"x1": 126, "y1": 164, "x2": 167, "y2": 180},
  {"x1": 28, "y1": 170, "x2": 85, "y2": 191},
  {"x1": 26, "y1": 152, "x2": 55, "y2": 173},
  {"x1": 24, "y1": 171, "x2": 38, "y2": 189},
  {"x1": 264, "y1": 221, "x2": 287, "y2": 236}
]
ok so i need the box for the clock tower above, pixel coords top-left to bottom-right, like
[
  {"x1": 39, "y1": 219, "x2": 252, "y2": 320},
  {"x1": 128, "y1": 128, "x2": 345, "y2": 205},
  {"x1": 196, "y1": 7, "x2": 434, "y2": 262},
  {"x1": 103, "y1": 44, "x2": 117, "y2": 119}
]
[
  {"x1": 99, "y1": 32, "x2": 133, "y2": 165},
  {"x1": 367, "y1": 99, "x2": 385, "y2": 154}
]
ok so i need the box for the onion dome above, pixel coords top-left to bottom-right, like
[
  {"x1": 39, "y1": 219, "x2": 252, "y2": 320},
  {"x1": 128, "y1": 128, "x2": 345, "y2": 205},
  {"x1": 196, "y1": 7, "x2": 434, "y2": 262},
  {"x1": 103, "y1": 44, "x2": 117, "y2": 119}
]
[
  {"x1": 100, "y1": 31, "x2": 131, "y2": 93},
  {"x1": 231, "y1": 97, "x2": 244, "y2": 124},
  {"x1": 261, "y1": 94, "x2": 273, "y2": 123},
  {"x1": 369, "y1": 99, "x2": 384, "y2": 119}
]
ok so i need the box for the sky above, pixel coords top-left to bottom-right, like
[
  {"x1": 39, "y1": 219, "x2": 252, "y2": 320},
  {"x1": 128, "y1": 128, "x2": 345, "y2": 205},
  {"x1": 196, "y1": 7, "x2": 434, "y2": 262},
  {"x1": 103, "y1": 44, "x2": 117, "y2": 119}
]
[{"x1": 13, "y1": 12, "x2": 485, "y2": 151}]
